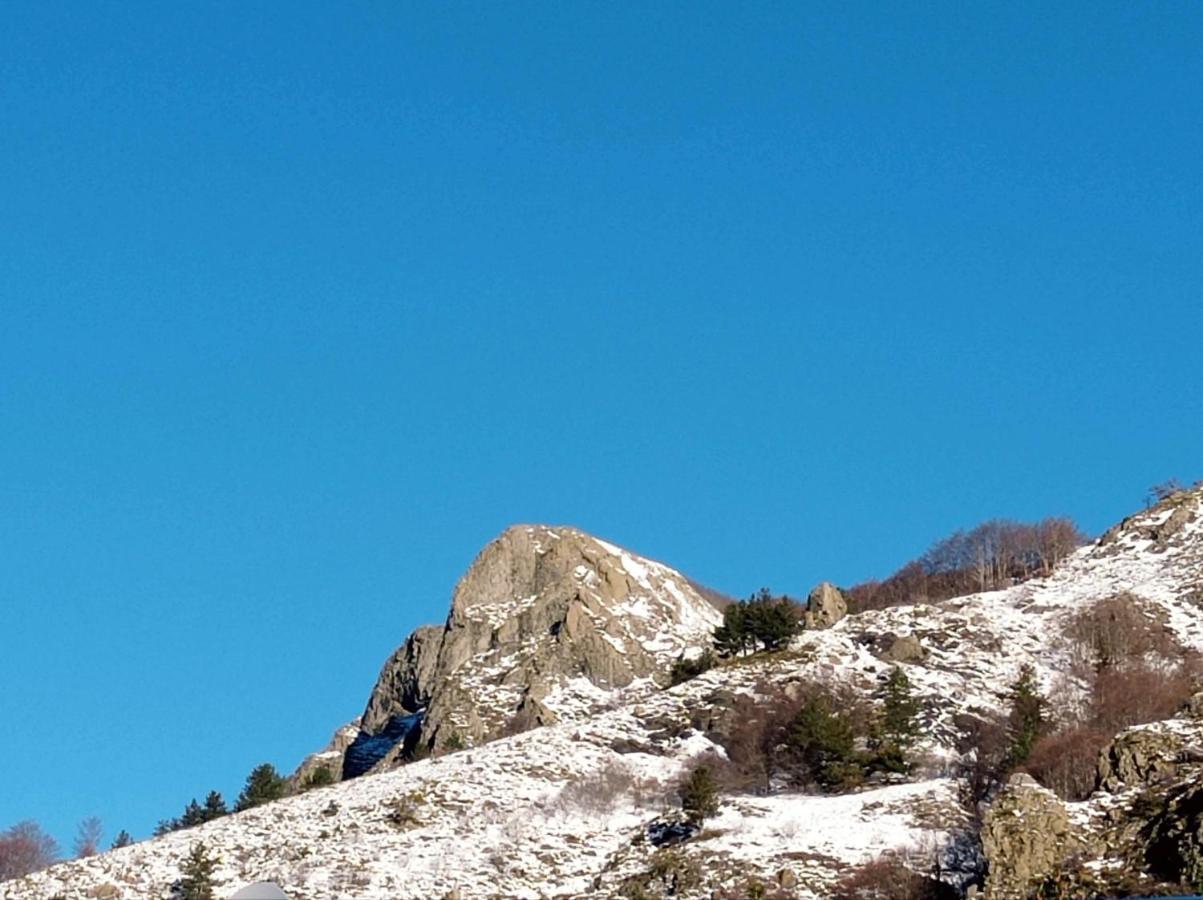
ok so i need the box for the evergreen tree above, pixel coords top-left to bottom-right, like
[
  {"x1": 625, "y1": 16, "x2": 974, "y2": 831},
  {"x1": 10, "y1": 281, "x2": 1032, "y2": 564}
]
[
  {"x1": 110, "y1": 830, "x2": 133, "y2": 850},
  {"x1": 873, "y1": 666, "x2": 922, "y2": 773},
  {"x1": 235, "y1": 763, "x2": 288, "y2": 812},
  {"x1": 153, "y1": 819, "x2": 178, "y2": 837},
  {"x1": 713, "y1": 602, "x2": 750, "y2": 657},
  {"x1": 787, "y1": 694, "x2": 859, "y2": 789},
  {"x1": 679, "y1": 764, "x2": 720, "y2": 824},
  {"x1": 201, "y1": 791, "x2": 227, "y2": 822},
  {"x1": 745, "y1": 590, "x2": 804, "y2": 652},
  {"x1": 1007, "y1": 664, "x2": 1046, "y2": 767},
  {"x1": 173, "y1": 842, "x2": 218, "y2": 900},
  {"x1": 178, "y1": 800, "x2": 205, "y2": 829},
  {"x1": 713, "y1": 590, "x2": 804, "y2": 657}
]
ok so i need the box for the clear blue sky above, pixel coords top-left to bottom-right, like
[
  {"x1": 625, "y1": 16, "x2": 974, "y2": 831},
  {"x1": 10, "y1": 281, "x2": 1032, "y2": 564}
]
[{"x1": 2, "y1": 1, "x2": 1199, "y2": 852}]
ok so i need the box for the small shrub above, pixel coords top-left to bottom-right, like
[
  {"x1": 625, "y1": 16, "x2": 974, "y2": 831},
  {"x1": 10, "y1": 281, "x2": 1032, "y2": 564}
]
[
  {"x1": 301, "y1": 764, "x2": 335, "y2": 791},
  {"x1": 1069, "y1": 594, "x2": 1177, "y2": 670},
  {"x1": 556, "y1": 760, "x2": 660, "y2": 816},
  {"x1": 670, "y1": 649, "x2": 717, "y2": 686},
  {"x1": 717, "y1": 680, "x2": 876, "y2": 794},
  {"x1": 1023, "y1": 727, "x2": 1111, "y2": 801},
  {"x1": 383, "y1": 791, "x2": 425, "y2": 829},
  {"x1": 1090, "y1": 660, "x2": 1195, "y2": 733},
  {"x1": 717, "y1": 685, "x2": 805, "y2": 794},
  {"x1": 831, "y1": 853, "x2": 954, "y2": 900}
]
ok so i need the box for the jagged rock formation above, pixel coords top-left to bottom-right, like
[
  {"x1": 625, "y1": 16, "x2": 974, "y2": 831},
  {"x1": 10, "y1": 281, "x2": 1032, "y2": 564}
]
[
  {"x1": 981, "y1": 714, "x2": 1203, "y2": 898},
  {"x1": 328, "y1": 525, "x2": 724, "y2": 778},
  {"x1": 290, "y1": 722, "x2": 361, "y2": 788},
  {"x1": 803, "y1": 581, "x2": 847, "y2": 629}
]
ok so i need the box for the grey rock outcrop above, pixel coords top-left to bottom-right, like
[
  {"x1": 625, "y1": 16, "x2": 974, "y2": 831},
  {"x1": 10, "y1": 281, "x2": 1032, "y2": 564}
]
[
  {"x1": 1097, "y1": 724, "x2": 1187, "y2": 792},
  {"x1": 291, "y1": 721, "x2": 362, "y2": 788},
  {"x1": 320, "y1": 525, "x2": 722, "y2": 779},
  {"x1": 873, "y1": 632, "x2": 926, "y2": 663},
  {"x1": 360, "y1": 625, "x2": 443, "y2": 735},
  {"x1": 982, "y1": 774, "x2": 1077, "y2": 899},
  {"x1": 804, "y1": 581, "x2": 847, "y2": 630}
]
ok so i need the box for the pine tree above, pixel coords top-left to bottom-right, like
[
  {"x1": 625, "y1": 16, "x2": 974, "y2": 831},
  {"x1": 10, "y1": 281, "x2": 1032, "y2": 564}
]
[
  {"x1": 713, "y1": 602, "x2": 750, "y2": 657},
  {"x1": 178, "y1": 800, "x2": 205, "y2": 829},
  {"x1": 713, "y1": 590, "x2": 804, "y2": 657},
  {"x1": 1007, "y1": 664, "x2": 1046, "y2": 767},
  {"x1": 153, "y1": 819, "x2": 178, "y2": 837},
  {"x1": 235, "y1": 763, "x2": 288, "y2": 812},
  {"x1": 679, "y1": 764, "x2": 720, "y2": 824},
  {"x1": 787, "y1": 694, "x2": 859, "y2": 789},
  {"x1": 174, "y1": 842, "x2": 218, "y2": 900},
  {"x1": 201, "y1": 791, "x2": 227, "y2": 822},
  {"x1": 873, "y1": 666, "x2": 922, "y2": 773},
  {"x1": 110, "y1": 830, "x2": 133, "y2": 850}
]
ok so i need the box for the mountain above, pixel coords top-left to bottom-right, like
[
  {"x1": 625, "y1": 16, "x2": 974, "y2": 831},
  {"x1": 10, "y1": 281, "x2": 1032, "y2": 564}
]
[
  {"x1": 296, "y1": 524, "x2": 725, "y2": 784},
  {"x1": 6, "y1": 489, "x2": 1203, "y2": 899}
]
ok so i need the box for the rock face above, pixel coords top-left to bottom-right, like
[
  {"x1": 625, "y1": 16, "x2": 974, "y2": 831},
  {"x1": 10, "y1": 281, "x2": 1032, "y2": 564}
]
[
  {"x1": 1097, "y1": 723, "x2": 1188, "y2": 792},
  {"x1": 804, "y1": 581, "x2": 847, "y2": 629},
  {"x1": 981, "y1": 774, "x2": 1076, "y2": 899},
  {"x1": 329, "y1": 525, "x2": 723, "y2": 778},
  {"x1": 291, "y1": 721, "x2": 362, "y2": 788}
]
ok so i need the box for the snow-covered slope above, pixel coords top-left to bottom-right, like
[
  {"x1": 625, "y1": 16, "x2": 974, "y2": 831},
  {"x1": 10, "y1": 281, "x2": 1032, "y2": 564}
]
[{"x1": 7, "y1": 491, "x2": 1203, "y2": 899}]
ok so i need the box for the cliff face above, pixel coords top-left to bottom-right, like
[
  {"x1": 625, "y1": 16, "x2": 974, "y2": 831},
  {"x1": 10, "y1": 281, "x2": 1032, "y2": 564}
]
[{"x1": 331, "y1": 525, "x2": 723, "y2": 777}]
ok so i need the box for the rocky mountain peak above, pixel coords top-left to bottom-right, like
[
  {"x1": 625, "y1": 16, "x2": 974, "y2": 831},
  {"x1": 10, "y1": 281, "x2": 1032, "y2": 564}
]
[{"x1": 308, "y1": 524, "x2": 724, "y2": 781}]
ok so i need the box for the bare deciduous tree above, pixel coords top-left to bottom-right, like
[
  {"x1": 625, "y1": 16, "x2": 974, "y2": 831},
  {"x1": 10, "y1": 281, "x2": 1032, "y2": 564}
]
[
  {"x1": 848, "y1": 517, "x2": 1088, "y2": 612},
  {"x1": 74, "y1": 816, "x2": 102, "y2": 859},
  {"x1": 0, "y1": 820, "x2": 59, "y2": 882}
]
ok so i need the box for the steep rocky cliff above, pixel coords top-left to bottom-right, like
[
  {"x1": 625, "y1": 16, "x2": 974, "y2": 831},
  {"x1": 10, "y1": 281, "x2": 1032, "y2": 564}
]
[{"x1": 321, "y1": 525, "x2": 724, "y2": 779}]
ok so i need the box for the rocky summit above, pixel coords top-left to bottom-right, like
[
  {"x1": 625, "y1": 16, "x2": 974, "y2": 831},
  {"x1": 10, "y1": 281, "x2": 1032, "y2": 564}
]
[
  {"x1": 8, "y1": 489, "x2": 1203, "y2": 900},
  {"x1": 296, "y1": 525, "x2": 724, "y2": 783}
]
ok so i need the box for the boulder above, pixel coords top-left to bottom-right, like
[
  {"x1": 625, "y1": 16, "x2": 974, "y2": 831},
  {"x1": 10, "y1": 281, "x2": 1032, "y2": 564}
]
[
  {"x1": 1098, "y1": 725, "x2": 1186, "y2": 792},
  {"x1": 804, "y1": 581, "x2": 847, "y2": 630},
  {"x1": 874, "y1": 632, "x2": 926, "y2": 663}
]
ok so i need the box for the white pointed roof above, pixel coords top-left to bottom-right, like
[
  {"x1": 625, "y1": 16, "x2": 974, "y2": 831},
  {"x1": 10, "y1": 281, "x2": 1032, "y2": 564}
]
[{"x1": 229, "y1": 884, "x2": 290, "y2": 900}]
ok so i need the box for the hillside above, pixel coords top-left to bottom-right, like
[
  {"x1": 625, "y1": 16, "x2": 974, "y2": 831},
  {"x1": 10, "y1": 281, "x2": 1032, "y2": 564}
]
[{"x1": 6, "y1": 488, "x2": 1203, "y2": 900}]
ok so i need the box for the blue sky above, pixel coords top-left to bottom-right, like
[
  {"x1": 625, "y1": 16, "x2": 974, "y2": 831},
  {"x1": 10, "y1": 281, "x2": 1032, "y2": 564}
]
[{"x1": 1, "y1": 1, "x2": 1200, "y2": 851}]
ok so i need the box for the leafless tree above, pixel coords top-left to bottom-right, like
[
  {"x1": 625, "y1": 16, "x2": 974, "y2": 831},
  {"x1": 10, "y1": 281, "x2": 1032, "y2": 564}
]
[
  {"x1": 74, "y1": 816, "x2": 102, "y2": 858},
  {"x1": 1147, "y1": 478, "x2": 1185, "y2": 506},
  {"x1": 0, "y1": 820, "x2": 59, "y2": 881},
  {"x1": 848, "y1": 517, "x2": 1088, "y2": 612}
]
